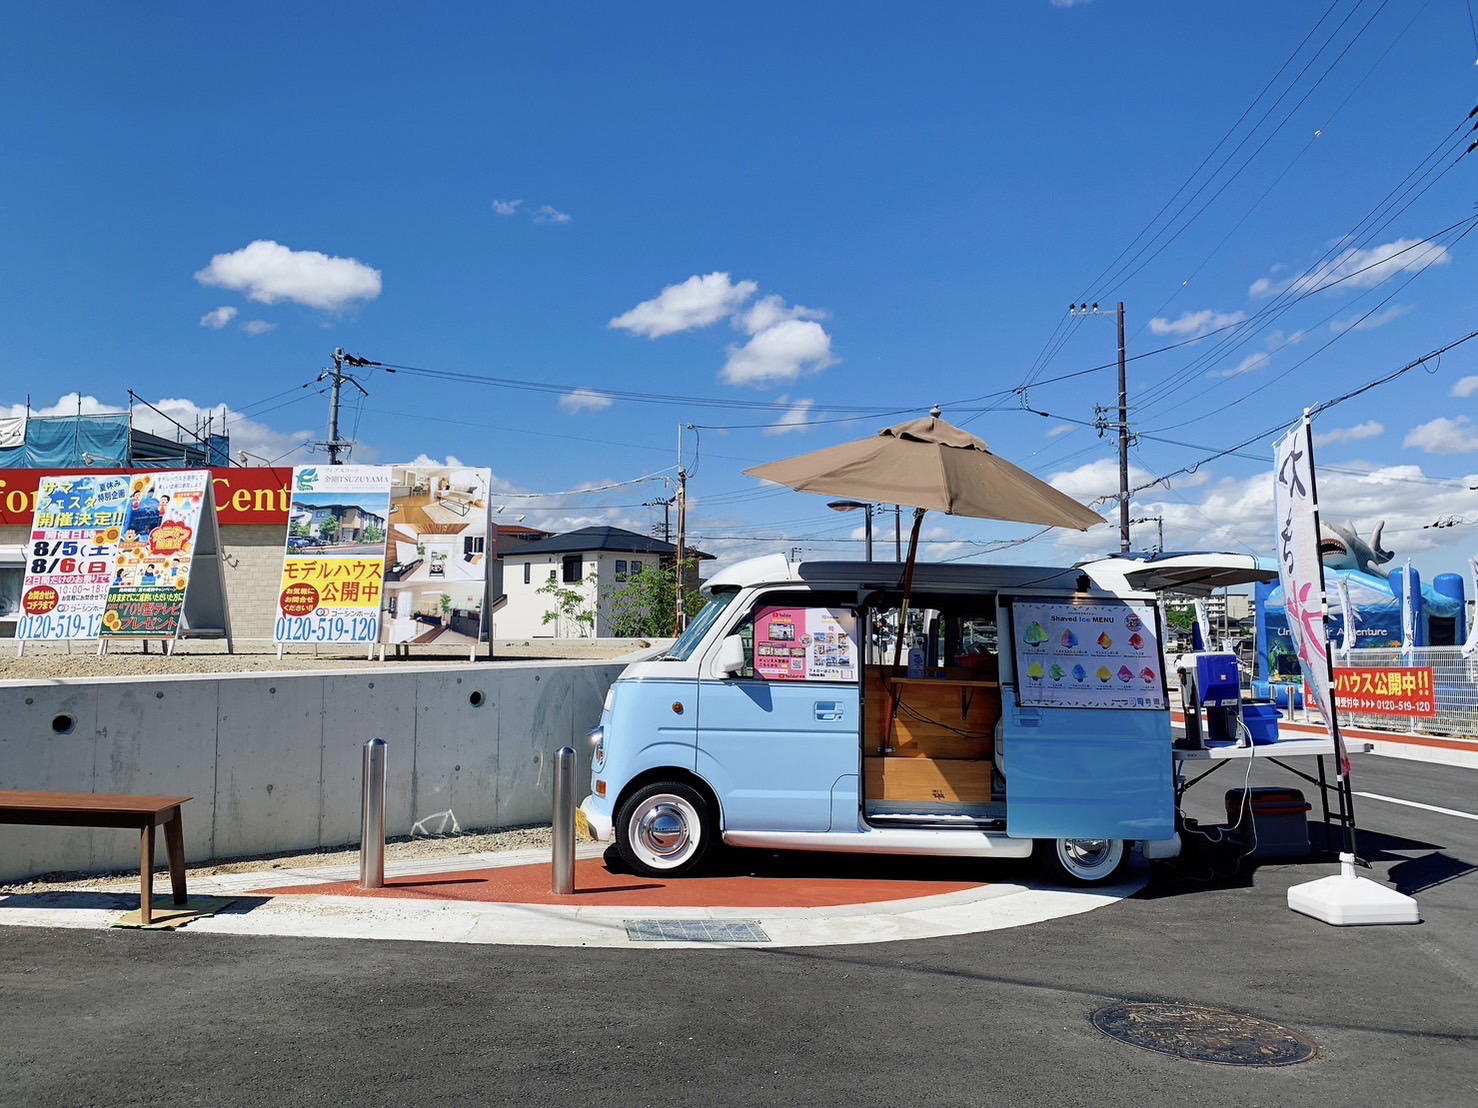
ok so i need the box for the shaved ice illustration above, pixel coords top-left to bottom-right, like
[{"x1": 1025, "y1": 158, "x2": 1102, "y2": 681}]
[
  {"x1": 1060, "y1": 629, "x2": 1079, "y2": 648},
  {"x1": 1027, "y1": 661, "x2": 1045, "y2": 680},
  {"x1": 1128, "y1": 632, "x2": 1144, "y2": 650},
  {"x1": 1049, "y1": 663, "x2": 1066, "y2": 681},
  {"x1": 1095, "y1": 665, "x2": 1113, "y2": 682},
  {"x1": 1024, "y1": 622, "x2": 1049, "y2": 645},
  {"x1": 1117, "y1": 665, "x2": 1134, "y2": 683},
  {"x1": 1125, "y1": 614, "x2": 1143, "y2": 632},
  {"x1": 1097, "y1": 631, "x2": 1113, "y2": 649},
  {"x1": 1140, "y1": 667, "x2": 1157, "y2": 682},
  {"x1": 1072, "y1": 664, "x2": 1088, "y2": 682}
]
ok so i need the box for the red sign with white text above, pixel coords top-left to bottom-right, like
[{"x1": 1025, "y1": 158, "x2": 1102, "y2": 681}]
[
  {"x1": 1332, "y1": 665, "x2": 1438, "y2": 717},
  {"x1": 0, "y1": 468, "x2": 293, "y2": 525}
]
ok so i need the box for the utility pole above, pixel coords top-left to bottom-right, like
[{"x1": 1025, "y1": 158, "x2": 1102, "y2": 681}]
[
  {"x1": 645, "y1": 494, "x2": 675, "y2": 543},
  {"x1": 1129, "y1": 515, "x2": 1163, "y2": 554},
  {"x1": 1076, "y1": 302, "x2": 1133, "y2": 553},
  {"x1": 317, "y1": 347, "x2": 378, "y2": 464},
  {"x1": 674, "y1": 423, "x2": 689, "y2": 635}
]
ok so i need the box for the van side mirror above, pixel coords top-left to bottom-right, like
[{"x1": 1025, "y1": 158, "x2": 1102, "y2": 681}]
[{"x1": 716, "y1": 634, "x2": 746, "y2": 676}]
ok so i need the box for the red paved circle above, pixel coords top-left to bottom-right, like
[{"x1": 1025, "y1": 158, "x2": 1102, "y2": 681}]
[{"x1": 263, "y1": 853, "x2": 992, "y2": 909}]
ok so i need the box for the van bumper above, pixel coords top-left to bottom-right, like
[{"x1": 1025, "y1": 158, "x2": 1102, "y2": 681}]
[{"x1": 578, "y1": 795, "x2": 613, "y2": 843}]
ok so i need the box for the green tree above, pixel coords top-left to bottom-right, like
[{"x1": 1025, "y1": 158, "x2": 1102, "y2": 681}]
[
  {"x1": 608, "y1": 559, "x2": 705, "y2": 638},
  {"x1": 538, "y1": 572, "x2": 597, "y2": 638},
  {"x1": 362, "y1": 522, "x2": 385, "y2": 544},
  {"x1": 289, "y1": 519, "x2": 310, "y2": 539},
  {"x1": 318, "y1": 515, "x2": 340, "y2": 544}
]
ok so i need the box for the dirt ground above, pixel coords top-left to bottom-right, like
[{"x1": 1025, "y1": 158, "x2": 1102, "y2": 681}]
[{"x1": 0, "y1": 637, "x2": 656, "y2": 681}]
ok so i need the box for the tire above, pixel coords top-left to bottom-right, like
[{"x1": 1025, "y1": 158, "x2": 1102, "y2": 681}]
[
  {"x1": 1034, "y1": 837, "x2": 1128, "y2": 885},
  {"x1": 614, "y1": 782, "x2": 712, "y2": 877}
]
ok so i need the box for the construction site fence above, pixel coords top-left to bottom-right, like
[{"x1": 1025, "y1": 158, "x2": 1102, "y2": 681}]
[{"x1": 1282, "y1": 646, "x2": 1478, "y2": 739}]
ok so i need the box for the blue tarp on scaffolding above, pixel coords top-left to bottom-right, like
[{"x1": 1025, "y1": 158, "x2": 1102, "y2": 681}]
[{"x1": 0, "y1": 414, "x2": 131, "y2": 469}]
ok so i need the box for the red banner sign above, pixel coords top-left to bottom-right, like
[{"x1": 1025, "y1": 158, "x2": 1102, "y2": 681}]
[
  {"x1": 1332, "y1": 665, "x2": 1438, "y2": 717},
  {"x1": 0, "y1": 468, "x2": 293, "y2": 525}
]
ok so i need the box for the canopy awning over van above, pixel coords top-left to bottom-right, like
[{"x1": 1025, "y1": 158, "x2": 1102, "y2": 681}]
[{"x1": 1079, "y1": 552, "x2": 1277, "y2": 597}]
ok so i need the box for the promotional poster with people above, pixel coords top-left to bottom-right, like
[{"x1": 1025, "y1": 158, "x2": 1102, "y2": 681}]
[
  {"x1": 100, "y1": 469, "x2": 211, "y2": 638},
  {"x1": 15, "y1": 473, "x2": 132, "y2": 641}
]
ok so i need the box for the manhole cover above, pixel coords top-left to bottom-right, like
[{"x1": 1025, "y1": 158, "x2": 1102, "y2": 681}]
[
  {"x1": 624, "y1": 919, "x2": 770, "y2": 943},
  {"x1": 1090, "y1": 1003, "x2": 1316, "y2": 1066}
]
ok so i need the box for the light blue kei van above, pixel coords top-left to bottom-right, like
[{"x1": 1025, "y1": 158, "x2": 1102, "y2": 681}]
[{"x1": 578, "y1": 553, "x2": 1251, "y2": 884}]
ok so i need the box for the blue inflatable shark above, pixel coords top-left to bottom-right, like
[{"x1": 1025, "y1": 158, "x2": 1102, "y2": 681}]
[{"x1": 1320, "y1": 519, "x2": 1394, "y2": 578}]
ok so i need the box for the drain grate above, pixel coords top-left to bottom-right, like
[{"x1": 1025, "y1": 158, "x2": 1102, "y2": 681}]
[
  {"x1": 624, "y1": 919, "x2": 770, "y2": 943},
  {"x1": 1091, "y1": 1002, "x2": 1317, "y2": 1066}
]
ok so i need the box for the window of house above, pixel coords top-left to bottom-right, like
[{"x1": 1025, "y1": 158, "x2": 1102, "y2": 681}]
[
  {"x1": 523, "y1": 562, "x2": 531, "y2": 585},
  {"x1": 562, "y1": 555, "x2": 582, "y2": 583},
  {"x1": 0, "y1": 563, "x2": 22, "y2": 623},
  {"x1": 615, "y1": 559, "x2": 628, "y2": 582},
  {"x1": 464, "y1": 535, "x2": 485, "y2": 556},
  {"x1": 630, "y1": 559, "x2": 643, "y2": 577}
]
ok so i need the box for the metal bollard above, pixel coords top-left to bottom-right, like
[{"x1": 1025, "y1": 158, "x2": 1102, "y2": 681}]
[
  {"x1": 360, "y1": 738, "x2": 387, "y2": 889},
  {"x1": 552, "y1": 746, "x2": 575, "y2": 895}
]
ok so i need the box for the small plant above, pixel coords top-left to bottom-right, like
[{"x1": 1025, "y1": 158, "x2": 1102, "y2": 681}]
[{"x1": 538, "y1": 572, "x2": 597, "y2": 638}]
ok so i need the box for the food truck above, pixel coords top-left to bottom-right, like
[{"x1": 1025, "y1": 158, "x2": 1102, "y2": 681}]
[{"x1": 579, "y1": 552, "x2": 1270, "y2": 884}]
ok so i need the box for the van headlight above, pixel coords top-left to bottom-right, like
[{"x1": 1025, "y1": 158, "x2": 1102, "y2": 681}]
[{"x1": 589, "y1": 726, "x2": 605, "y2": 770}]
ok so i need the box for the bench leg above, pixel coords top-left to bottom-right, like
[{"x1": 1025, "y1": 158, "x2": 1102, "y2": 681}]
[
  {"x1": 139, "y1": 823, "x2": 155, "y2": 925},
  {"x1": 164, "y1": 810, "x2": 188, "y2": 906}
]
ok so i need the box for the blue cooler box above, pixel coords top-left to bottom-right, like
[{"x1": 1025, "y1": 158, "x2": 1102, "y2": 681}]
[{"x1": 1241, "y1": 702, "x2": 1280, "y2": 745}]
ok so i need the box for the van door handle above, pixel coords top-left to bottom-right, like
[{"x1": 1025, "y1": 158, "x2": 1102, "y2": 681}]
[
  {"x1": 814, "y1": 701, "x2": 843, "y2": 721},
  {"x1": 1014, "y1": 708, "x2": 1043, "y2": 727}
]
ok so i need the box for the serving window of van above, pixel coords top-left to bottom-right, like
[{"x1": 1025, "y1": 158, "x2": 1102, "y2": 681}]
[
  {"x1": 865, "y1": 591, "x2": 1001, "y2": 677},
  {"x1": 725, "y1": 590, "x2": 860, "y2": 682}
]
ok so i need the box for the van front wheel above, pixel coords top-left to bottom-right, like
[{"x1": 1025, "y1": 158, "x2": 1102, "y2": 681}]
[
  {"x1": 615, "y1": 782, "x2": 712, "y2": 877},
  {"x1": 1034, "y1": 837, "x2": 1127, "y2": 884}
]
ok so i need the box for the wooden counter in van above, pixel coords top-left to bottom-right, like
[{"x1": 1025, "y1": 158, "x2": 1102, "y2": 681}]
[{"x1": 863, "y1": 666, "x2": 1001, "y2": 804}]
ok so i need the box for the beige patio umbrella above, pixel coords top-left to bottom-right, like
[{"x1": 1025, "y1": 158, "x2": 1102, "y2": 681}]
[{"x1": 745, "y1": 412, "x2": 1104, "y2": 728}]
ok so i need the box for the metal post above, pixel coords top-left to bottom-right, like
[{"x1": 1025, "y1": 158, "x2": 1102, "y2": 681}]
[
  {"x1": 360, "y1": 738, "x2": 386, "y2": 889},
  {"x1": 864, "y1": 506, "x2": 873, "y2": 562},
  {"x1": 552, "y1": 746, "x2": 576, "y2": 895},
  {"x1": 1117, "y1": 301, "x2": 1130, "y2": 554}
]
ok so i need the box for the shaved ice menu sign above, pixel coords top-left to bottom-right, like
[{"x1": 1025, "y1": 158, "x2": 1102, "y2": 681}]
[
  {"x1": 1012, "y1": 600, "x2": 1164, "y2": 710},
  {"x1": 754, "y1": 606, "x2": 857, "y2": 682}
]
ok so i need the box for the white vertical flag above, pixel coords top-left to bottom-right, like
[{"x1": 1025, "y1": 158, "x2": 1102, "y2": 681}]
[
  {"x1": 1336, "y1": 576, "x2": 1355, "y2": 660},
  {"x1": 1274, "y1": 414, "x2": 1348, "y2": 773},
  {"x1": 1462, "y1": 556, "x2": 1478, "y2": 659},
  {"x1": 1400, "y1": 560, "x2": 1415, "y2": 661}
]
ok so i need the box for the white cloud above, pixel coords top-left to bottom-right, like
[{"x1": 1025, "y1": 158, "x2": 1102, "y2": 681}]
[
  {"x1": 241, "y1": 320, "x2": 276, "y2": 336},
  {"x1": 1046, "y1": 424, "x2": 1075, "y2": 439},
  {"x1": 1250, "y1": 237, "x2": 1451, "y2": 299},
  {"x1": 609, "y1": 272, "x2": 758, "y2": 338},
  {"x1": 763, "y1": 397, "x2": 816, "y2": 436},
  {"x1": 0, "y1": 393, "x2": 122, "y2": 419},
  {"x1": 194, "y1": 240, "x2": 382, "y2": 311},
  {"x1": 739, "y1": 294, "x2": 826, "y2": 336},
  {"x1": 1331, "y1": 304, "x2": 1410, "y2": 334},
  {"x1": 1450, "y1": 376, "x2": 1478, "y2": 398},
  {"x1": 1051, "y1": 0, "x2": 1091, "y2": 7},
  {"x1": 492, "y1": 199, "x2": 523, "y2": 216},
  {"x1": 1148, "y1": 309, "x2": 1245, "y2": 338},
  {"x1": 1212, "y1": 352, "x2": 1269, "y2": 378},
  {"x1": 533, "y1": 204, "x2": 572, "y2": 224},
  {"x1": 721, "y1": 319, "x2": 837, "y2": 386},
  {"x1": 200, "y1": 306, "x2": 238, "y2": 329},
  {"x1": 1314, "y1": 421, "x2": 1384, "y2": 447},
  {"x1": 1404, "y1": 416, "x2": 1478, "y2": 455},
  {"x1": 558, "y1": 388, "x2": 613, "y2": 414}
]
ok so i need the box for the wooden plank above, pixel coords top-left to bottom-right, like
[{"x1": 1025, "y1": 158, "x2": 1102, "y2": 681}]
[
  {"x1": 864, "y1": 757, "x2": 995, "y2": 803},
  {"x1": 863, "y1": 672, "x2": 999, "y2": 758},
  {"x1": 0, "y1": 791, "x2": 192, "y2": 818}
]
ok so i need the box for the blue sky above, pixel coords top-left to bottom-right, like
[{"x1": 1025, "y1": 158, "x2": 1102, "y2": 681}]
[{"x1": 3, "y1": 1, "x2": 1478, "y2": 577}]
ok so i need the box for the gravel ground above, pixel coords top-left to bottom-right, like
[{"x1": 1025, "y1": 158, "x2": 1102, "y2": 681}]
[
  {"x1": 0, "y1": 637, "x2": 654, "y2": 681},
  {"x1": 0, "y1": 824, "x2": 559, "y2": 895}
]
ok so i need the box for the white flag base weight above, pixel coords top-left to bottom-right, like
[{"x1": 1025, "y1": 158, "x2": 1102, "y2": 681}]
[{"x1": 1287, "y1": 853, "x2": 1420, "y2": 926}]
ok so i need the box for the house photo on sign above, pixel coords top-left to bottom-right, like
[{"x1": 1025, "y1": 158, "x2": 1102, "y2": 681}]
[
  {"x1": 100, "y1": 469, "x2": 214, "y2": 639},
  {"x1": 379, "y1": 464, "x2": 492, "y2": 653},
  {"x1": 274, "y1": 465, "x2": 391, "y2": 647},
  {"x1": 16, "y1": 472, "x2": 131, "y2": 642},
  {"x1": 1012, "y1": 600, "x2": 1165, "y2": 710}
]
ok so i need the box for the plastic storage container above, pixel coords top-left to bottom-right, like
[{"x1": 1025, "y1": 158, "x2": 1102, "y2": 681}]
[
  {"x1": 1225, "y1": 787, "x2": 1311, "y2": 859},
  {"x1": 1240, "y1": 702, "x2": 1280, "y2": 745}
]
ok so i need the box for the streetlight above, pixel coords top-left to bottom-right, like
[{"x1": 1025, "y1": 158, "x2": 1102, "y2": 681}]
[{"x1": 827, "y1": 500, "x2": 873, "y2": 561}]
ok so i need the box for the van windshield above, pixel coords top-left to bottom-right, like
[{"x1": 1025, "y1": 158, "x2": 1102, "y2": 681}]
[{"x1": 666, "y1": 590, "x2": 739, "y2": 660}]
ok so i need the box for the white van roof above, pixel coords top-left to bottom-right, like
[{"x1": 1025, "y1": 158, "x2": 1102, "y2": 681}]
[
  {"x1": 1080, "y1": 552, "x2": 1276, "y2": 596},
  {"x1": 703, "y1": 554, "x2": 1107, "y2": 596}
]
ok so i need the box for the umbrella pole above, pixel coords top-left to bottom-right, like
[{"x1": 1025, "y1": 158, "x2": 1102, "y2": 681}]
[{"x1": 883, "y1": 508, "x2": 927, "y2": 751}]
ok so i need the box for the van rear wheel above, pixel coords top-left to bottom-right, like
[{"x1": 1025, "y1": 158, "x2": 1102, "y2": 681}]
[
  {"x1": 1034, "y1": 837, "x2": 1128, "y2": 884},
  {"x1": 615, "y1": 782, "x2": 712, "y2": 877}
]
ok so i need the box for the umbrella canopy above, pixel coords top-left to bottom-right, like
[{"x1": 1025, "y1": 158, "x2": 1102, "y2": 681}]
[{"x1": 744, "y1": 415, "x2": 1104, "y2": 531}]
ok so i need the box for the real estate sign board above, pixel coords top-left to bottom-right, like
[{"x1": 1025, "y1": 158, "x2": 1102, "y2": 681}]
[
  {"x1": 274, "y1": 465, "x2": 392, "y2": 646},
  {"x1": 15, "y1": 473, "x2": 131, "y2": 641},
  {"x1": 380, "y1": 464, "x2": 493, "y2": 649}
]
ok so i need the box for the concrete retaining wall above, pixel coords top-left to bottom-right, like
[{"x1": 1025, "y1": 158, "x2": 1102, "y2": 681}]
[{"x1": 0, "y1": 659, "x2": 625, "y2": 882}]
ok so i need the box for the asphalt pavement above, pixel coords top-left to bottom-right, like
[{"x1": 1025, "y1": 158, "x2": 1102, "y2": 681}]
[{"x1": 1, "y1": 753, "x2": 1475, "y2": 1107}]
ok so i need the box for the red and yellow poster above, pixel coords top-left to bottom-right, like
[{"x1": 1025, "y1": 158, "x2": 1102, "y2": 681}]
[
  {"x1": 100, "y1": 470, "x2": 211, "y2": 638},
  {"x1": 1332, "y1": 666, "x2": 1437, "y2": 717}
]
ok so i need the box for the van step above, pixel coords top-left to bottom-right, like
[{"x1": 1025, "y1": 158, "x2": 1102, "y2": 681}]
[{"x1": 866, "y1": 810, "x2": 1006, "y2": 830}]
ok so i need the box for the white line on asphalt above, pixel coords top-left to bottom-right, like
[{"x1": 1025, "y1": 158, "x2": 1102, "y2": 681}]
[{"x1": 1354, "y1": 791, "x2": 1478, "y2": 822}]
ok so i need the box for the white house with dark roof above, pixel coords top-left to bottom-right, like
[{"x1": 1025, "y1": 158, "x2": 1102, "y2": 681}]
[{"x1": 497, "y1": 525, "x2": 710, "y2": 638}]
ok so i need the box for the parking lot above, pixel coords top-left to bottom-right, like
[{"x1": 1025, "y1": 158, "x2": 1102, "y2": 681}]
[{"x1": 1, "y1": 751, "x2": 1474, "y2": 1106}]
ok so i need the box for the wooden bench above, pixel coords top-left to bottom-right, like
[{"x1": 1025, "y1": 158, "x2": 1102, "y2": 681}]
[{"x1": 0, "y1": 792, "x2": 190, "y2": 924}]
